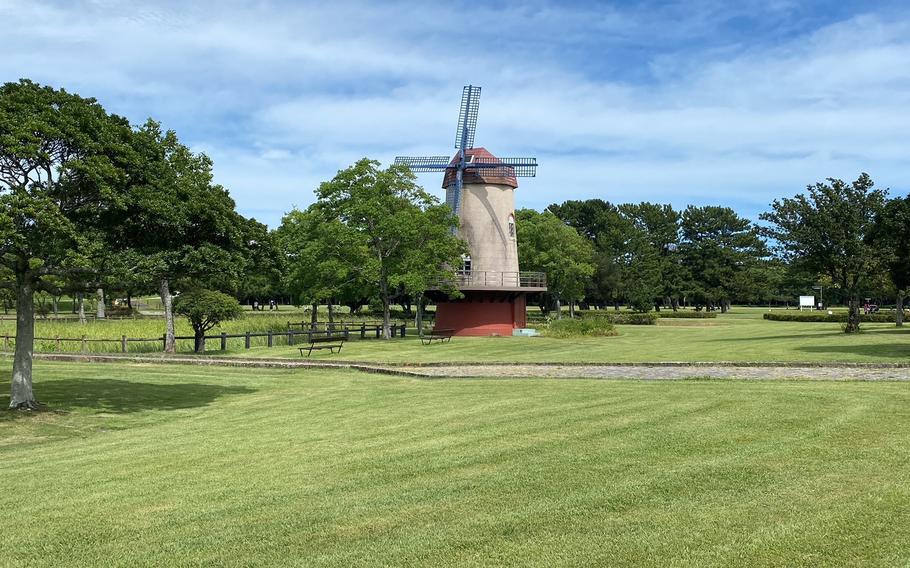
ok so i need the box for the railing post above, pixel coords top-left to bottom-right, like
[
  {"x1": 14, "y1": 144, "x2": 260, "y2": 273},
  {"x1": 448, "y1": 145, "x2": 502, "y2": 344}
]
[
  {"x1": 360, "y1": 323, "x2": 366, "y2": 339},
  {"x1": 162, "y1": 334, "x2": 167, "y2": 351},
  {"x1": 267, "y1": 331, "x2": 273, "y2": 348},
  {"x1": 55, "y1": 335, "x2": 61, "y2": 352},
  {"x1": 81, "y1": 335, "x2": 87, "y2": 354},
  {"x1": 287, "y1": 330, "x2": 293, "y2": 346},
  {"x1": 220, "y1": 332, "x2": 227, "y2": 351},
  {"x1": 245, "y1": 331, "x2": 251, "y2": 349},
  {"x1": 121, "y1": 335, "x2": 127, "y2": 353}
]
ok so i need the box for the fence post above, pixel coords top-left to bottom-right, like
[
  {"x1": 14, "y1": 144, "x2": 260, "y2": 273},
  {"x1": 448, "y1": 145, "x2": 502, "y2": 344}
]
[
  {"x1": 81, "y1": 335, "x2": 87, "y2": 354},
  {"x1": 245, "y1": 331, "x2": 251, "y2": 349},
  {"x1": 55, "y1": 335, "x2": 61, "y2": 352},
  {"x1": 220, "y1": 332, "x2": 227, "y2": 351},
  {"x1": 162, "y1": 334, "x2": 167, "y2": 352},
  {"x1": 267, "y1": 331, "x2": 273, "y2": 348},
  {"x1": 287, "y1": 330, "x2": 293, "y2": 346},
  {"x1": 3, "y1": 335, "x2": 7, "y2": 351},
  {"x1": 360, "y1": 324, "x2": 366, "y2": 339},
  {"x1": 121, "y1": 335, "x2": 127, "y2": 353}
]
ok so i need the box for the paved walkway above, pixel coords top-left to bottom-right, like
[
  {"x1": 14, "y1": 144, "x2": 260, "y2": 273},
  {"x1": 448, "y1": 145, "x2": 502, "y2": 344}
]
[{"x1": 30, "y1": 353, "x2": 910, "y2": 381}]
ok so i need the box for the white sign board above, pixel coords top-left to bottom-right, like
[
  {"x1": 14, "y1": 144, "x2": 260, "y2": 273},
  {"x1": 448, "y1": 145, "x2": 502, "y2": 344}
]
[{"x1": 799, "y1": 295, "x2": 815, "y2": 311}]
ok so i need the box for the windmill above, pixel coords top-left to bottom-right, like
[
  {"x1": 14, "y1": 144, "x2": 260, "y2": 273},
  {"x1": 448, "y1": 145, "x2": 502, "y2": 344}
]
[
  {"x1": 393, "y1": 85, "x2": 546, "y2": 337},
  {"x1": 394, "y1": 85, "x2": 538, "y2": 215}
]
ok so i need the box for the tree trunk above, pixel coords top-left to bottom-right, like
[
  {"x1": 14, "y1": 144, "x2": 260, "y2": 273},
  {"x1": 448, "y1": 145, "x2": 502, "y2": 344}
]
[
  {"x1": 10, "y1": 278, "x2": 37, "y2": 409},
  {"x1": 896, "y1": 292, "x2": 904, "y2": 327},
  {"x1": 52, "y1": 296, "x2": 59, "y2": 317},
  {"x1": 327, "y1": 301, "x2": 334, "y2": 324},
  {"x1": 310, "y1": 303, "x2": 318, "y2": 330},
  {"x1": 415, "y1": 293, "x2": 425, "y2": 336},
  {"x1": 382, "y1": 297, "x2": 391, "y2": 339},
  {"x1": 720, "y1": 301, "x2": 728, "y2": 314},
  {"x1": 194, "y1": 329, "x2": 205, "y2": 353},
  {"x1": 127, "y1": 293, "x2": 132, "y2": 310},
  {"x1": 555, "y1": 298, "x2": 562, "y2": 319},
  {"x1": 845, "y1": 297, "x2": 861, "y2": 333},
  {"x1": 160, "y1": 278, "x2": 176, "y2": 353},
  {"x1": 96, "y1": 288, "x2": 105, "y2": 319},
  {"x1": 569, "y1": 301, "x2": 576, "y2": 318},
  {"x1": 77, "y1": 292, "x2": 86, "y2": 324}
]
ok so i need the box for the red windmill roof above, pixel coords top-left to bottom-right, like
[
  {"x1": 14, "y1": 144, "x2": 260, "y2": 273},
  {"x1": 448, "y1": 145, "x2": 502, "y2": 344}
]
[{"x1": 442, "y1": 147, "x2": 518, "y2": 189}]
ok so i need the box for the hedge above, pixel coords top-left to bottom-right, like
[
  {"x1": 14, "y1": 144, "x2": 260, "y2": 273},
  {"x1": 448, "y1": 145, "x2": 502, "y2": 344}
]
[
  {"x1": 578, "y1": 311, "x2": 659, "y2": 325},
  {"x1": 656, "y1": 311, "x2": 718, "y2": 319},
  {"x1": 544, "y1": 317, "x2": 619, "y2": 338},
  {"x1": 763, "y1": 312, "x2": 896, "y2": 323}
]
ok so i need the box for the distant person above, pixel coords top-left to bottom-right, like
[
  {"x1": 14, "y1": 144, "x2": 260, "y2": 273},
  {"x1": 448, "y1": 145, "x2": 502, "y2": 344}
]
[{"x1": 253, "y1": 300, "x2": 259, "y2": 311}]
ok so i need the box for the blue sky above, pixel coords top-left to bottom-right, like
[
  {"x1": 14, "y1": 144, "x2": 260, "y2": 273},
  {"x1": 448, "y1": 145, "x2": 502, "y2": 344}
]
[{"x1": 2, "y1": 0, "x2": 909, "y2": 228}]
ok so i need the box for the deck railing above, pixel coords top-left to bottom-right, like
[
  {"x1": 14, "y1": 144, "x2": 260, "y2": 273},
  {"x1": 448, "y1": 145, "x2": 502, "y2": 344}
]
[{"x1": 443, "y1": 270, "x2": 547, "y2": 289}]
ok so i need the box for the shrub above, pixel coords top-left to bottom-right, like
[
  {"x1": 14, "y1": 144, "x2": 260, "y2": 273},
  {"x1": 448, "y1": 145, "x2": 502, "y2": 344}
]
[
  {"x1": 763, "y1": 312, "x2": 895, "y2": 323},
  {"x1": 656, "y1": 311, "x2": 717, "y2": 319},
  {"x1": 545, "y1": 317, "x2": 618, "y2": 338},
  {"x1": 174, "y1": 289, "x2": 243, "y2": 352},
  {"x1": 578, "y1": 311, "x2": 658, "y2": 325}
]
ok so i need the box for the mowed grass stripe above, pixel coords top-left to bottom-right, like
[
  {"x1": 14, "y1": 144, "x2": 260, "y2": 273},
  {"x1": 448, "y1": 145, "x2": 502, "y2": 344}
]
[{"x1": 1, "y1": 362, "x2": 909, "y2": 566}]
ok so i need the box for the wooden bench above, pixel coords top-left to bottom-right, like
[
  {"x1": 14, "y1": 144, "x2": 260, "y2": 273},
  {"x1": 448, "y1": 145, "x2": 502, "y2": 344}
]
[
  {"x1": 420, "y1": 328, "x2": 454, "y2": 345},
  {"x1": 299, "y1": 336, "x2": 345, "y2": 357}
]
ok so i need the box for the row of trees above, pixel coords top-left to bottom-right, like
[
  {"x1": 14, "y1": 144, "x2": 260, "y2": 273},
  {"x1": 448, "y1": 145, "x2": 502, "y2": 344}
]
[{"x1": 533, "y1": 173, "x2": 910, "y2": 333}]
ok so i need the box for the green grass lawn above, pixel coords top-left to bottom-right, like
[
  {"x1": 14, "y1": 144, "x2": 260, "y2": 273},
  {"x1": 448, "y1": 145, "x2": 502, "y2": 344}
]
[
  {"x1": 2, "y1": 361, "x2": 910, "y2": 566},
  {"x1": 235, "y1": 308, "x2": 910, "y2": 364},
  {"x1": 3, "y1": 307, "x2": 908, "y2": 363}
]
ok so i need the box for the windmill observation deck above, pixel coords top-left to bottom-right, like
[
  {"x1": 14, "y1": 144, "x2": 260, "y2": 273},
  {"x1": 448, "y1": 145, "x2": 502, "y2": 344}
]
[{"x1": 437, "y1": 270, "x2": 547, "y2": 292}]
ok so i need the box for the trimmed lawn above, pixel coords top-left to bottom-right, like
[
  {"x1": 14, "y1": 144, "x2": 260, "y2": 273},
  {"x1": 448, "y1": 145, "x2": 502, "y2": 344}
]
[
  {"x1": 235, "y1": 311, "x2": 910, "y2": 364},
  {"x1": 2, "y1": 361, "x2": 909, "y2": 566}
]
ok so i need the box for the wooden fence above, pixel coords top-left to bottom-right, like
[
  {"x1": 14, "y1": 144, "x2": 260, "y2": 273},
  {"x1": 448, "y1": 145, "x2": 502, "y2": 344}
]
[{"x1": 0, "y1": 324, "x2": 407, "y2": 355}]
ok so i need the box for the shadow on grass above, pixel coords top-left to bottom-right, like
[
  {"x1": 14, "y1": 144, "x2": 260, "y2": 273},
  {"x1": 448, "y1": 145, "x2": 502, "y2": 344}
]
[
  {"x1": 797, "y1": 344, "x2": 910, "y2": 359},
  {"x1": 1, "y1": 379, "x2": 255, "y2": 415}
]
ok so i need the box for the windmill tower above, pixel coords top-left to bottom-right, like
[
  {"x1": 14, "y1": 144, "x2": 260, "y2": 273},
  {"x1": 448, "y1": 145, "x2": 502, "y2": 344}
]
[{"x1": 395, "y1": 85, "x2": 546, "y2": 336}]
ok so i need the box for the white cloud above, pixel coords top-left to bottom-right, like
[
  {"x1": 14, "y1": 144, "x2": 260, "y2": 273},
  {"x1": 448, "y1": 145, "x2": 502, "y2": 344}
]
[{"x1": 1, "y1": 0, "x2": 908, "y2": 227}]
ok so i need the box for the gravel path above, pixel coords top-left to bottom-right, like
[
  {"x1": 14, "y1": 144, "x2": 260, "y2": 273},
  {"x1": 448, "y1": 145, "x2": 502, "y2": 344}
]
[
  {"x1": 29, "y1": 354, "x2": 910, "y2": 381},
  {"x1": 400, "y1": 364, "x2": 910, "y2": 381}
]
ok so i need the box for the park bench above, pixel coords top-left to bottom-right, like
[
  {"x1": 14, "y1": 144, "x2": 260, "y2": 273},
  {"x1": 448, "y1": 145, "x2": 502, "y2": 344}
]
[
  {"x1": 299, "y1": 336, "x2": 345, "y2": 357},
  {"x1": 421, "y1": 328, "x2": 454, "y2": 345}
]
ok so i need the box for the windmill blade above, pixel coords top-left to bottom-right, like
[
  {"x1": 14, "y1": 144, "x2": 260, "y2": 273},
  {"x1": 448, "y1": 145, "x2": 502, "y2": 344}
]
[
  {"x1": 454, "y1": 85, "x2": 481, "y2": 150},
  {"x1": 393, "y1": 156, "x2": 451, "y2": 172},
  {"x1": 467, "y1": 156, "x2": 538, "y2": 177}
]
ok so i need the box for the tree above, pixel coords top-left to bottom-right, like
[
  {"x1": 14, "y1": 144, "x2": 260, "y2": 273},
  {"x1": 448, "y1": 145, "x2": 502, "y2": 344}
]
[
  {"x1": 681, "y1": 206, "x2": 766, "y2": 313},
  {"x1": 114, "y1": 120, "x2": 246, "y2": 352},
  {"x1": 276, "y1": 206, "x2": 370, "y2": 327},
  {"x1": 761, "y1": 173, "x2": 887, "y2": 332},
  {"x1": 548, "y1": 199, "x2": 629, "y2": 308},
  {"x1": 174, "y1": 289, "x2": 242, "y2": 353},
  {"x1": 516, "y1": 209, "x2": 595, "y2": 317},
  {"x1": 314, "y1": 159, "x2": 464, "y2": 338},
  {"x1": 873, "y1": 195, "x2": 910, "y2": 326},
  {"x1": 0, "y1": 80, "x2": 133, "y2": 409}
]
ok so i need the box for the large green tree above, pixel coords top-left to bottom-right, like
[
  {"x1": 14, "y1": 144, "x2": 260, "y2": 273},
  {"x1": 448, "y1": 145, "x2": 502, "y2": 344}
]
[
  {"x1": 516, "y1": 209, "x2": 595, "y2": 317},
  {"x1": 0, "y1": 80, "x2": 133, "y2": 408},
  {"x1": 681, "y1": 206, "x2": 766, "y2": 312},
  {"x1": 761, "y1": 173, "x2": 887, "y2": 332},
  {"x1": 313, "y1": 159, "x2": 465, "y2": 338},
  {"x1": 114, "y1": 120, "x2": 246, "y2": 352},
  {"x1": 874, "y1": 194, "x2": 910, "y2": 326}
]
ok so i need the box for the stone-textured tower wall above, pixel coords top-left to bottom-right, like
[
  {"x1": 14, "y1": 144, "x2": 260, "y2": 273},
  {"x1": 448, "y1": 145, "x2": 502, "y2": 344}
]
[{"x1": 445, "y1": 183, "x2": 519, "y2": 274}]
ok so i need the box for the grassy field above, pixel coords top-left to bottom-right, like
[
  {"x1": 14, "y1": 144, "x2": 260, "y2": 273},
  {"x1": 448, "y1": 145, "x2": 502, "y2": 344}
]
[
  {"x1": 2, "y1": 307, "x2": 908, "y2": 363},
  {"x1": 2, "y1": 361, "x2": 909, "y2": 566},
  {"x1": 235, "y1": 308, "x2": 910, "y2": 364}
]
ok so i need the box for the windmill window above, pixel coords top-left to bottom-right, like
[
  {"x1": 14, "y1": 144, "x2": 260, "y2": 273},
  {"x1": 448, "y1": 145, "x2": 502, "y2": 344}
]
[{"x1": 508, "y1": 214, "x2": 515, "y2": 238}]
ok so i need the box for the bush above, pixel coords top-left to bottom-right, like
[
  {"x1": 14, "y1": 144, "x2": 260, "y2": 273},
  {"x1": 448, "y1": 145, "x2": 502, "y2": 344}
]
[
  {"x1": 578, "y1": 311, "x2": 658, "y2": 325},
  {"x1": 763, "y1": 312, "x2": 895, "y2": 323},
  {"x1": 656, "y1": 311, "x2": 717, "y2": 319},
  {"x1": 545, "y1": 317, "x2": 618, "y2": 338}
]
